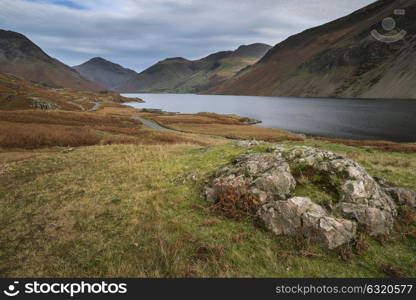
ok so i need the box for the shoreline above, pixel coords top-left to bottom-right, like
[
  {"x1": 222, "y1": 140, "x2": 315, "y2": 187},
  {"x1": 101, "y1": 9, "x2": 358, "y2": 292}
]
[{"x1": 122, "y1": 103, "x2": 416, "y2": 147}]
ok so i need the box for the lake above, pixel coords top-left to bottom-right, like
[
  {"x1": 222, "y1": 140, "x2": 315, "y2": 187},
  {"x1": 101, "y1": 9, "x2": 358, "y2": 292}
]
[{"x1": 123, "y1": 94, "x2": 416, "y2": 142}]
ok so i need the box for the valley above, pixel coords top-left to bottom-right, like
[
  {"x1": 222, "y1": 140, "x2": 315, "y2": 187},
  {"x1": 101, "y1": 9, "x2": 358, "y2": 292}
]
[{"x1": 0, "y1": 0, "x2": 415, "y2": 280}]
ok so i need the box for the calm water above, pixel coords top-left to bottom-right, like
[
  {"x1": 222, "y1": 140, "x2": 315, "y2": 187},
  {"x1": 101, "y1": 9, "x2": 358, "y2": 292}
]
[{"x1": 124, "y1": 94, "x2": 416, "y2": 142}]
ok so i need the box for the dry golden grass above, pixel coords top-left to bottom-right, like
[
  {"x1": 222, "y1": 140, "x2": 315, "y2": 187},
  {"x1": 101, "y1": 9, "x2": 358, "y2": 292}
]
[
  {"x1": 0, "y1": 73, "x2": 137, "y2": 111},
  {"x1": 0, "y1": 121, "x2": 101, "y2": 148},
  {"x1": 0, "y1": 110, "x2": 138, "y2": 127},
  {"x1": 146, "y1": 113, "x2": 303, "y2": 142},
  {"x1": 0, "y1": 109, "x2": 223, "y2": 149},
  {"x1": 94, "y1": 104, "x2": 142, "y2": 116},
  {"x1": 0, "y1": 149, "x2": 60, "y2": 165},
  {"x1": 313, "y1": 137, "x2": 416, "y2": 153}
]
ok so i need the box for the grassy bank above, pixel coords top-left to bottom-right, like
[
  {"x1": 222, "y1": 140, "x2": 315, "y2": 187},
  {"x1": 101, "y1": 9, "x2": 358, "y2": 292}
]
[
  {"x1": 0, "y1": 109, "x2": 224, "y2": 149},
  {"x1": 1, "y1": 141, "x2": 415, "y2": 277}
]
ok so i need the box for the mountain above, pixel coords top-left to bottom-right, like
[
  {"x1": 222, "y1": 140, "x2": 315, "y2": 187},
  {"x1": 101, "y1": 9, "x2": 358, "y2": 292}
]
[
  {"x1": 115, "y1": 43, "x2": 272, "y2": 93},
  {"x1": 0, "y1": 72, "x2": 132, "y2": 111},
  {"x1": 208, "y1": 0, "x2": 416, "y2": 99},
  {"x1": 73, "y1": 57, "x2": 137, "y2": 90},
  {"x1": 0, "y1": 29, "x2": 103, "y2": 91}
]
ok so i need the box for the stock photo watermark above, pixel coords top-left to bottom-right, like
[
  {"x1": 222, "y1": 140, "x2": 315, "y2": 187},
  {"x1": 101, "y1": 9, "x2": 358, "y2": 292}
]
[
  {"x1": 371, "y1": 9, "x2": 407, "y2": 43},
  {"x1": 2, "y1": 281, "x2": 128, "y2": 297}
]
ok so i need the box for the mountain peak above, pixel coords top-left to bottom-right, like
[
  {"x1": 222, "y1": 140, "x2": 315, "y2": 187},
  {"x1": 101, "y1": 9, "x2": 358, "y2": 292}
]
[
  {"x1": 160, "y1": 57, "x2": 189, "y2": 63},
  {"x1": 0, "y1": 29, "x2": 102, "y2": 91},
  {"x1": 88, "y1": 57, "x2": 108, "y2": 63},
  {"x1": 209, "y1": 0, "x2": 416, "y2": 99},
  {"x1": 233, "y1": 43, "x2": 272, "y2": 58},
  {"x1": 115, "y1": 42, "x2": 272, "y2": 93},
  {"x1": 0, "y1": 29, "x2": 25, "y2": 38},
  {"x1": 74, "y1": 57, "x2": 137, "y2": 90},
  {"x1": 237, "y1": 43, "x2": 271, "y2": 49},
  {"x1": 0, "y1": 29, "x2": 51, "y2": 61}
]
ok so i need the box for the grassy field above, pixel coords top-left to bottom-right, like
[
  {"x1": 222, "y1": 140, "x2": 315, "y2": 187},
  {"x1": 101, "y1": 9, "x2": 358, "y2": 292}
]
[
  {"x1": 0, "y1": 77, "x2": 415, "y2": 277},
  {"x1": 0, "y1": 141, "x2": 415, "y2": 277}
]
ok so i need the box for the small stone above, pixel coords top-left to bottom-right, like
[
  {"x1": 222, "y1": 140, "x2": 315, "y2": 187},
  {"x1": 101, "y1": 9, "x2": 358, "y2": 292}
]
[
  {"x1": 204, "y1": 187, "x2": 217, "y2": 203},
  {"x1": 62, "y1": 148, "x2": 75, "y2": 153},
  {"x1": 385, "y1": 187, "x2": 416, "y2": 208},
  {"x1": 235, "y1": 140, "x2": 261, "y2": 148}
]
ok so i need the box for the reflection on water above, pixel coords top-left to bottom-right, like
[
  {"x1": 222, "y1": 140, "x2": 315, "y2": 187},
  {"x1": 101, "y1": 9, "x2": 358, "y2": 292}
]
[{"x1": 124, "y1": 93, "x2": 416, "y2": 142}]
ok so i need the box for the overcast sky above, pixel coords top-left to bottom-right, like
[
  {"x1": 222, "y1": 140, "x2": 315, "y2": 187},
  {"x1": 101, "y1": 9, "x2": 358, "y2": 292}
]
[{"x1": 0, "y1": 0, "x2": 374, "y2": 72}]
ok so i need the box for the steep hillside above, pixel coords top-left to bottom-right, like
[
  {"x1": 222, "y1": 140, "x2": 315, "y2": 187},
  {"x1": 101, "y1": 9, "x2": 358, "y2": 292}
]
[
  {"x1": 0, "y1": 72, "x2": 131, "y2": 111},
  {"x1": 74, "y1": 57, "x2": 137, "y2": 90},
  {"x1": 115, "y1": 43, "x2": 271, "y2": 93},
  {"x1": 0, "y1": 30, "x2": 103, "y2": 91},
  {"x1": 209, "y1": 0, "x2": 416, "y2": 99}
]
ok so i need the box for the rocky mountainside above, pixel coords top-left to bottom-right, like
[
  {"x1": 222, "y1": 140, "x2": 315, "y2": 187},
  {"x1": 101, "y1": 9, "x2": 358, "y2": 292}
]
[
  {"x1": 0, "y1": 30, "x2": 103, "y2": 91},
  {"x1": 74, "y1": 57, "x2": 137, "y2": 90},
  {"x1": 115, "y1": 43, "x2": 271, "y2": 93},
  {"x1": 208, "y1": 0, "x2": 416, "y2": 99}
]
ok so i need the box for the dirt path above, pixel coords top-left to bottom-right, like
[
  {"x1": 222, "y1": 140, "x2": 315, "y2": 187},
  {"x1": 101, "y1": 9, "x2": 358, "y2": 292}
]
[
  {"x1": 88, "y1": 102, "x2": 101, "y2": 112},
  {"x1": 131, "y1": 116, "x2": 174, "y2": 132}
]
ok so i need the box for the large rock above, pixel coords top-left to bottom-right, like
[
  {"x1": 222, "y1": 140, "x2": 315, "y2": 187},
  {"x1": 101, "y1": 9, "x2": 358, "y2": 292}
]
[
  {"x1": 206, "y1": 153, "x2": 296, "y2": 204},
  {"x1": 203, "y1": 144, "x2": 412, "y2": 249},
  {"x1": 258, "y1": 197, "x2": 357, "y2": 249},
  {"x1": 279, "y1": 146, "x2": 397, "y2": 235}
]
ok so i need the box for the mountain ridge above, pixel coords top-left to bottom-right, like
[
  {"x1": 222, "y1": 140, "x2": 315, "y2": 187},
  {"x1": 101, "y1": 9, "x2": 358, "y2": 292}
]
[
  {"x1": 114, "y1": 43, "x2": 272, "y2": 93},
  {"x1": 74, "y1": 57, "x2": 138, "y2": 90},
  {"x1": 0, "y1": 29, "x2": 103, "y2": 91},
  {"x1": 207, "y1": 0, "x2": 416, "y2": 99}
]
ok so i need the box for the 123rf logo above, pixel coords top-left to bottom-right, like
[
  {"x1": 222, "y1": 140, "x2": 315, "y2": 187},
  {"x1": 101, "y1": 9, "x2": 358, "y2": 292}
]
[{"x1": 3, "y1": 281, "x2": 127, "y2": 297}]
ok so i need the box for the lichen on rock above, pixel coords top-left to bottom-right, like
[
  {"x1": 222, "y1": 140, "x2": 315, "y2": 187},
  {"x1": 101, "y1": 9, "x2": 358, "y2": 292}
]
[{"x1": 203, "y1": 143, "x2": 414, "y2": 249}]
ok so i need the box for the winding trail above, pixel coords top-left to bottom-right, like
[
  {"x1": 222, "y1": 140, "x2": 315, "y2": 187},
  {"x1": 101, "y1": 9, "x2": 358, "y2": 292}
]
[
  {"x1": 87, "y1": 102, "x2": 101, "y2": 112},
  {"x1": 131, "y1": 116, "x2": 174, "y2": 132}
]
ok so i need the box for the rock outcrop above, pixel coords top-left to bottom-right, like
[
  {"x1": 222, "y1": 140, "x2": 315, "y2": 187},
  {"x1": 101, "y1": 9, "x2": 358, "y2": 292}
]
[
  {"x1": 259, "y1": 197, "x2": 357, "y2": 249},
  {"x1": 204, "y1": 143, "x2": 414, "y2": 249},
  {"x1": 30, "y1": 97, "x2": 59, "y2": 110},
  {"x1": 278, "y1": 146, "x2": 397, "y2": 235}
]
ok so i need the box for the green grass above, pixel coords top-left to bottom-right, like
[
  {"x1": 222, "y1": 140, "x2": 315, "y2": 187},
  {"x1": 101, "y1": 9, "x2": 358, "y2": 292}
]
[
  {"x1": 0, "y1": 141, "x2": 415, "y2": 277},
  {"x1": 293, "y1": 183, "x2": 334, "y2": 207},
  {"x1": 288, "y1": 140, "x2": 416, "y2": 190},
  {"x1": 289, "y1": 161, "x2": 345, "y2": 207}
]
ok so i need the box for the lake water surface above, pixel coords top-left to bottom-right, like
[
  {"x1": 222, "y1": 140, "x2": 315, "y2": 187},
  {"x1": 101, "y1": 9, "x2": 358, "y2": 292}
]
[{"x1": 124, "y1": 94, "x2": 416, "y2": 142}]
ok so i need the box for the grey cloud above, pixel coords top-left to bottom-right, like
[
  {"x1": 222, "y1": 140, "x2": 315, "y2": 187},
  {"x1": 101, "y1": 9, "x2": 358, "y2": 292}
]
[{"x1": 0, "y1": 0, "x2": 375, "y2": 71}]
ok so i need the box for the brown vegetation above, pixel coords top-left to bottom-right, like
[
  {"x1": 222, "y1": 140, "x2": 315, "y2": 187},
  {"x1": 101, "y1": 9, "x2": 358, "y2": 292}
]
[
  {"x1": 0, "y1": 73, "x2": 134, "y2": 111},
  {"x1": 0, "y1": 110, "x2": 213, "y2": 149},
  {"x1": 210, "y1": 181, "x2": 260, "y2": 220},
  {"x1": 0, "y1": 73, "x2": 217, "y2": 148},
  {"x1": 145, "y1": 112, "x2": 303, "y2": 142},
  {"x1": 313, "y1": 137, "x2": 416, "y2": 153}
]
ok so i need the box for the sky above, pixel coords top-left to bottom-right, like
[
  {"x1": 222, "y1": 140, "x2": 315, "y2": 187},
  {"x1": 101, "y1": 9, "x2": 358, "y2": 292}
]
[{"x1": 0, "y1": 0, "x2": 375, "y2": 72}]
